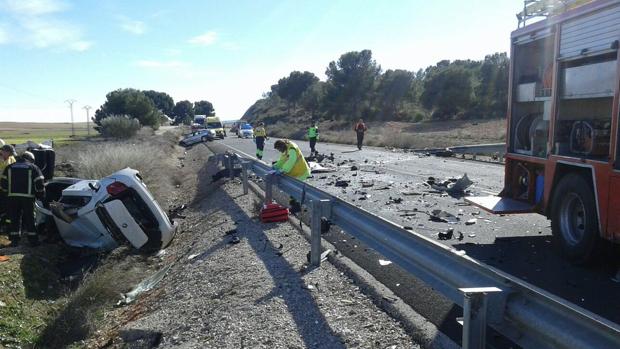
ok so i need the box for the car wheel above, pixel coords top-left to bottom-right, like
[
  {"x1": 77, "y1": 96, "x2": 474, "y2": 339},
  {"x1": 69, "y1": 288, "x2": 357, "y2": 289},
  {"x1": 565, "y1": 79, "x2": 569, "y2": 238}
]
[
  {"x1": 550, "y1": 173, "x2": 600, "y2": 264},
  {"x1": 201, "y1": 136, "x2": 208, "y2": 143}
]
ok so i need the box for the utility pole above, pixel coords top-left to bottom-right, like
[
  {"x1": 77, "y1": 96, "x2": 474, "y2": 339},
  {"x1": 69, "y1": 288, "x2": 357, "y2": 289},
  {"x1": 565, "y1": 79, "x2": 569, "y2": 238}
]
[
  {"x1": 65, "y1": 99, "x2": 77, "y2": 137},
  {"x1": 83, "y1": 105, "x2": 92, "y2": 136}
]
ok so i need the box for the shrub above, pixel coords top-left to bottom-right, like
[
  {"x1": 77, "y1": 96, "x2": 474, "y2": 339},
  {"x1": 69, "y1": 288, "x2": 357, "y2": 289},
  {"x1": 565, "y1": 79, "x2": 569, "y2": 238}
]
[
  {"x1": 414, "y1": 113, "x2": 424, "y2": 123},
  {"x1": 100, "y1": 115, "x2": 141, "y2": 139}
]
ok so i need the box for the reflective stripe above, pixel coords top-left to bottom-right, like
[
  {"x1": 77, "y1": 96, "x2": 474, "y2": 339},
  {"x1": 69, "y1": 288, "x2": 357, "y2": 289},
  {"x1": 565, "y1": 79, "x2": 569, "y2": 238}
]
[
  {"x1": 28, "y1": 169, "x2": 32, "y2": 195},
  {"x1": 8, "y1": 193, "x2": 35, "y2": 198},
  {"x1": 35, "y1": 176, "x2": 44, "y2": 181}
]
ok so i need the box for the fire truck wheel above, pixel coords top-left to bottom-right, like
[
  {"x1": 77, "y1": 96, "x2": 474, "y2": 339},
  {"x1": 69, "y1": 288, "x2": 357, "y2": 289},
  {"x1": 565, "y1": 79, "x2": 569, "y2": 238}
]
[{"x1": 551, "y1": 173, "x2": 600, "y2": 264}]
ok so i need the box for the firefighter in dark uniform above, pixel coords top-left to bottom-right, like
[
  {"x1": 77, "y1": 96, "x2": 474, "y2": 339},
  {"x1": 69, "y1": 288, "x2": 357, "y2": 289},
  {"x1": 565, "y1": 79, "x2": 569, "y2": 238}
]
[{"x1": 0, "y1": 151, "x2": 45, "y2": 247}]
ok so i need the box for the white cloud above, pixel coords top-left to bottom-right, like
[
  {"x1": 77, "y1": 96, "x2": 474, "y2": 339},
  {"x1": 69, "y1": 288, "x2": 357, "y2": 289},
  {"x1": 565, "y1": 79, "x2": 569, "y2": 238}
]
[
  {"x1": 119, "y1": 17, "x2": 146, "y2": 35},
  {"x1": 20, "y1": 18, "x2": 90, "y2": 51},
  {"x1": 188, "y1": 31, "x2": 217, "y2": 46},
  {"x1": 2, "y1": 0, "x2": 67, "y2": 16},
  {"x1": 135, "y1": 60, "x2": 187, "y2": 68},
  {"x1": 1, "y1": 0, "x2": 91, "y2": 51}
]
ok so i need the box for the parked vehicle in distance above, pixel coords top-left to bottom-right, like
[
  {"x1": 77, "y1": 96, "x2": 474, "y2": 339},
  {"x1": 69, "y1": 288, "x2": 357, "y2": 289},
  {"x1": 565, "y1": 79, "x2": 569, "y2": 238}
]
[
  {"x1": 229, "y1": 121, "x2": 240, "y2": 135},
  {"x1": 238, "y1": 123, "x2": 254, "y2": 138},
  {"x1": 191, "y1": 115, "x2": 206, "y2": 131},
  {"x1": 206, "y1": 116, "x2": 226, "y2": 139},
  {"x1": 35, "y1": 168, "x2": 177, "y2": 251},
  {"x1": 179, "y1": 129, "x2": 215, "y2": 147}
]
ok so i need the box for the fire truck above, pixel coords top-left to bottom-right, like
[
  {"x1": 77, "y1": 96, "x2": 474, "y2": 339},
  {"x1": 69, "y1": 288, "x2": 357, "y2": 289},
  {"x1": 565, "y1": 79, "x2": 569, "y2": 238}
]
[{"x1": 467, "y1": 0, "x2": 620, "y2": 263}]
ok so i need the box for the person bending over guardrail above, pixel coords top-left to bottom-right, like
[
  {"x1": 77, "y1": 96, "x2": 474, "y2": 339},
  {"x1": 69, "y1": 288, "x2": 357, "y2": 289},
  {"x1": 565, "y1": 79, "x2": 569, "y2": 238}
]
[{"x1": 271, "y1": 139, "x2": 310, "y2": 181}]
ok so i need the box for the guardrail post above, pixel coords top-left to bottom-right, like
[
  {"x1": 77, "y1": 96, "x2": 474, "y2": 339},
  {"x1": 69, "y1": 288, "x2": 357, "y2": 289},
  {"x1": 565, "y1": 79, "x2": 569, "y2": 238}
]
[
  {"x1": 241, "y1": 162, "x2": 250, "y2": 195},
  {"x1": 459, "y1": 287, "x2": 502, "y2": 349},
  {"x1": 227, "y1": 156, "x2": 234, "y2": 178},
  {"x1": 265, "y1": 173, "x2": 274, "y2": 204},
  {"x1": 310, "y1": 199, "x2": 331, "y2": 267}
]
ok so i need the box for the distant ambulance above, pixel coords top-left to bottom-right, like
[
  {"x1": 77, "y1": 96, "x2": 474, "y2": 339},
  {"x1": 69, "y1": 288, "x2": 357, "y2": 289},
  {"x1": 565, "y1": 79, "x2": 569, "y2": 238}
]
[{"x1": 205, "y1": 116, "x2": 226, "y2": 139}]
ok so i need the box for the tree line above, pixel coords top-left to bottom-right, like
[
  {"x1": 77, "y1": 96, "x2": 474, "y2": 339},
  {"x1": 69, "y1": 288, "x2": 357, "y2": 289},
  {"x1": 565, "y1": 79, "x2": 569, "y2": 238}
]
[
  {"x1": 94, "y1": 88, "x2": 215, "y2": 130},
  {"x1": 245, "y1": 49, "x2": 509, "y2": 123}
]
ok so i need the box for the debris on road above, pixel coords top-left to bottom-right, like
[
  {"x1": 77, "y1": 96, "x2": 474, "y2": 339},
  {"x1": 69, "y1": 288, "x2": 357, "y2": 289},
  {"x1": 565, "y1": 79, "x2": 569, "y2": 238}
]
[
  {"x1": 386, "y1": 197, "x2": 403, "y2": 205},
  {"x1": 168, "y1": 204, "x2": 187, "y2": 219},
  {"x1": 361, "y1": 180, "x2": 374, "y2": 188},
  {"x1": 229, "y1": 236, "x2": 241, "y2": 244},
  {"x1": 118, "y1": 265, "x2": 172, "y2": 305},
  {"x1": 350, "y1": 165, "x2": 358, "y2": 171},
  {"x1": 0, "y1": 255, "x2": 10, "y2": 262},
  {"x1": 438, "y1": 228, "x2": 454, "y2": 240},
  {"x1": 379, "y1": 259, "x2": 392, "y2": 266},
  {"x1": 401, "y1": 190, "x2": 422, "y2": 196},
  {"x1": 428, "y1": 174, "x2": 473, "y2": 194},
  {"x1": 335, "y1": 180, "x2": 350, "y2": 187},
  {"x1": 429, "y1": 209, "x2": 459, "y2": 224},
  {"x1": 465, "y1": 218, "x2": 477, "y2": 225},
  {"x1": 308, "y1": 161, "x2": 336, "y2": 173}
]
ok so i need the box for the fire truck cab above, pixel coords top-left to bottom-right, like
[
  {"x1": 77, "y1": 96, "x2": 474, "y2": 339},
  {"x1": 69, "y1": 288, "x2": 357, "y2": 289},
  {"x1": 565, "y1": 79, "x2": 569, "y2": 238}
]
[{"x1": 468, "y1": 0, "x2": 620, "y2": 263}]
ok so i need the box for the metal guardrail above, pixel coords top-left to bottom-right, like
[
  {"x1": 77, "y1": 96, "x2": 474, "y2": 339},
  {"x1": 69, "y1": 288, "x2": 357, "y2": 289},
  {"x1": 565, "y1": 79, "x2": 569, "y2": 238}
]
[
  {"x1": 216, "y1": 148, "x2": 620, "y2": 349},
  {"x1": 413, "y1": 143, "x2": 506, "y2": 156}
]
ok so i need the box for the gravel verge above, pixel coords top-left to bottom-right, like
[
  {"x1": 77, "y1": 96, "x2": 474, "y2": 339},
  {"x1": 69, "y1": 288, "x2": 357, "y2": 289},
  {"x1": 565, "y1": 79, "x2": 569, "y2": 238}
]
[{"x1": 108, "y1": 149, "x2": 420, "y2": 348}]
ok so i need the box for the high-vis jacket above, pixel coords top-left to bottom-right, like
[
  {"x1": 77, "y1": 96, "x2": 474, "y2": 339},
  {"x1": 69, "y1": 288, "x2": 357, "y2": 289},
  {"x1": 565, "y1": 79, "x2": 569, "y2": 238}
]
[
  {"x1": 255, "y1": 126, "x2": 267, "y2": 138},
  {"x1": 307, "y1": 126, "x2": 319, "y2": 139},
  {"x1": 274, "y1": 140, "x2": 310, "y2": 181},
  {"x1": 0, "y1": 160, "x2": 45, "y2": 199},
  {"x1": 0, "y1": 156, "x2": 15, "y2": 175}
]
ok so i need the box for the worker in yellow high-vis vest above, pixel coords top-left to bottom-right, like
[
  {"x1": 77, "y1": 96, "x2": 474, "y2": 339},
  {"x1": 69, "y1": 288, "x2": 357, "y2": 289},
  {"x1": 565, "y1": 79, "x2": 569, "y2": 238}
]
[
  {"x1": 254, "y1": 122, "x2": 267, "y2": 160},
  {"x1": 307, "y1": 122, "x2": 319, "y2": 156},
  {"x1": 0, "y1": 144, "x2": 16, "y2": 234},
  {"x1": 272, "y1": 139, "x2": 310, "y2": 181}
]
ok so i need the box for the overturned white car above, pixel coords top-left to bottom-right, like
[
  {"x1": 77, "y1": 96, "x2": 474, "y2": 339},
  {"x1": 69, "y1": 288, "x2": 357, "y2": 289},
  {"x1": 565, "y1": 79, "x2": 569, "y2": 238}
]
[{"x1": 36, "y1": 168, "x2": 177, "y2": 251}]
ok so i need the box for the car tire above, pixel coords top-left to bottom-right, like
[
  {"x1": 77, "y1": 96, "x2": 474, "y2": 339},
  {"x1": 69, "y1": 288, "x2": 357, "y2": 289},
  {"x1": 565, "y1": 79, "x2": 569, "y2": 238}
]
[
  {"x1": 201, "y1": 136, "x2": 208, "y2": 143},
  {"x1": 550, "y1": 173, "x2": 601, "y2": 264}
]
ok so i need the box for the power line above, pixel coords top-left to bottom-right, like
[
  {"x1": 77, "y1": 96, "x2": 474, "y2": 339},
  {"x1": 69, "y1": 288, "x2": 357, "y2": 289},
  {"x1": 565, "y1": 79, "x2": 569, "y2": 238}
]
[
  {"x1": 83, "y1": 105, "x2": 92, "y2": 136},
  {"x1": 65, "y1": 99, "x2": 77, "y2": 137}
]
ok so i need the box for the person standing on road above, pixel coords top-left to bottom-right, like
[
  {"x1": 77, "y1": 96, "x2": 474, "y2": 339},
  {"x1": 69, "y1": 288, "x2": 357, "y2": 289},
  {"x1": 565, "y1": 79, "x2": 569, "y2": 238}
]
[
  {"x1": 272, "y1": 139, "x2": 310, "y2": 181},
  {"x1": 254, "y1": 122, "x2": 267, "y2": 160},
  {"x1": 307, "y1": 122, "x2": 319, "y2": 156},
  {"x1": 0, "y1": 144, "x2": 16, "y2": 233},
  {"x1": 354, "y1": 118, "x2": 368, "y2": 150},
  {"x1": 0, "y1": 151, "x2": 45, "y2": 247}
]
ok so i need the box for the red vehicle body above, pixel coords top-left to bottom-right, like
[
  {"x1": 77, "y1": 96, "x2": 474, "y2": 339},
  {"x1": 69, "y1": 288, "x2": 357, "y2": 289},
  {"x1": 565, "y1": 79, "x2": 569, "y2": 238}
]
[{"x1": 468, "y1": 0, "x2": 620, "y2": 263}]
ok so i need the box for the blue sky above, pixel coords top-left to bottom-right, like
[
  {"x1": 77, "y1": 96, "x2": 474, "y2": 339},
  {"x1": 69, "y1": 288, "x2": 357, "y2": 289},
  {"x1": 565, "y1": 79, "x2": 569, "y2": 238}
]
[{"x1": 0, "y1": 0, "x2": 520, "y2": 123}]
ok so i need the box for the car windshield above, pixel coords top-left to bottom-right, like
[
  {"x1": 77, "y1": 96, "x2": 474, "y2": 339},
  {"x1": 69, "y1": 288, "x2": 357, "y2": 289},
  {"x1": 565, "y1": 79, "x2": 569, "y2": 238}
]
[
  {"x1": 207, "y1": 122, "x2": 222, "y2": 129},
  {"x1": 194, "y1": 118, "x2": 205, "y2": 125},
  {"x1": 241, "y1": 124, "x2": 252, "y2": 129}
]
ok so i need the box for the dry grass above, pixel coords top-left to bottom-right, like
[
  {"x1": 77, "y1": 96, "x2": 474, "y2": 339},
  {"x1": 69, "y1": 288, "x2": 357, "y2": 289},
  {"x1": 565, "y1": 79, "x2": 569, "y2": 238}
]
[
  {"x1": 268, "y1": 118, "x2": 506, "y2": 149},
  {"x1": 37, "y1": 255, "x2": 147, "y2": 348},
  {"x1": 63, "y1": 131, "x2": 182, "y2": 207}
]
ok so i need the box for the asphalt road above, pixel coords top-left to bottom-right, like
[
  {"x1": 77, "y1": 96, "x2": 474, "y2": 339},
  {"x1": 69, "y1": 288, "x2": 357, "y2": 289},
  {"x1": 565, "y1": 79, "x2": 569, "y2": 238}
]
[{"x1": 207, "y1": 135, "x2": 620, "y2": 345}]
